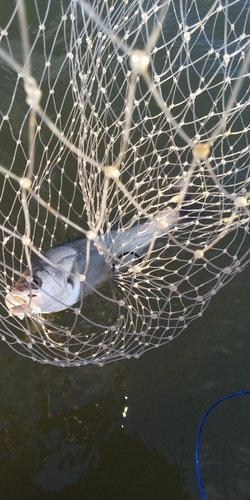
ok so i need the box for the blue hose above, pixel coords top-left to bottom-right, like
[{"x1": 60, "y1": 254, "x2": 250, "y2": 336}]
[{"x1": 195, "y1": 390, "x2": 250, "y2": 499}]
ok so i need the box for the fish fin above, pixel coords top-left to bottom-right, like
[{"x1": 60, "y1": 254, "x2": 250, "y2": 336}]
[
  {"x1": 67, "y1": 259, "x2": 79, "y2": 288},
  {"x1": 67, "y1": 275, "x2": 74, "y2": 288}
]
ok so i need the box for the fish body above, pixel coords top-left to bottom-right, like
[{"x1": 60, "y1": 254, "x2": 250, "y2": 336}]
[
  {"x1": 5, "y1": 208, "x2": 177, "y2": 318},
  {"x1": 5, "y1": 237, "x2": 109, "y2": 317}
]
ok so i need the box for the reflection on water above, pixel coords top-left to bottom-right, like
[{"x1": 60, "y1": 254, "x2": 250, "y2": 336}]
[
  {"x1": 0, "y1": 344, "x2": 190, "y2": 499},
  {"x1": 1, "y1": 263, "x2": 250, "y2": 498}
]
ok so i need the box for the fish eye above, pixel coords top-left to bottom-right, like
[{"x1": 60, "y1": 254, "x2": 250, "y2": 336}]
[{"x1": 30, "y1": 276, "x2": 42, "y2": 289}]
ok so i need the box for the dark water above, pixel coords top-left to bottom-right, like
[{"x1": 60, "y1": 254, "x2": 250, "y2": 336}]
[
  {"x1": 1, "y1": 1, "x2": 250, "y2": 499},
  {"x1": 1, "y1": 268, "x2": 250, "y2": 499}
]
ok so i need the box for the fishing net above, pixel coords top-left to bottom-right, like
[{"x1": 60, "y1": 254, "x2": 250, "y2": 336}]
[{"x1": 0, "y1": 0, "x2": 250, "y2": 366}]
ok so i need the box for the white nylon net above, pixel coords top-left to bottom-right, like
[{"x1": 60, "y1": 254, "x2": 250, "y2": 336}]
[{"x1": 0, "y1": 0, "x2": 250, "y2": 366}]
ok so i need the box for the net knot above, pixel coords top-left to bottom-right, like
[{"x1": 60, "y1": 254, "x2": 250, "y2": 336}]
[
  {"x1": 22, "y1": 236, "x2": 31, "y2": 246},
  {"x1": 234, "y1": 196, "x2": 248, "y2": 208},
  {"x1": 19, "y1": 177, "x2": 32, "y2": 189},
  {"x1": 102, "y1": 165, "x2": 120, "y2": 179},
  {"x1": 24, "y1": 76, "x2": 42, "y2": 108},
  {"x1": 194, "y1": 250, "x2": 204, "y2": 260},
  {"x1": 86, "y1": 230, "x2": 97, "y2": 240},
  {"x1": 193, "y1": 143, "x2": 210, "y2": 160},
  {"x1": 129, "y1": 50, "x2": 150, "y2": 73}
]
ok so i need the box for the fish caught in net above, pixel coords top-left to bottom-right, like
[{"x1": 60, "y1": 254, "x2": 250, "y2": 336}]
[{"x1": 0, "y1": 0, "x2": 250, "y2": 366}]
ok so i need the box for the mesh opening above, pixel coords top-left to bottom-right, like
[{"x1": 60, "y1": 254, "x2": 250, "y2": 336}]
[{"x1": 0, "y1": 0, "x2": 250, "y2": 366}]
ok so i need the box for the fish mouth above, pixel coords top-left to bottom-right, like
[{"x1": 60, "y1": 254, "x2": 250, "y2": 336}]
[{"x1": 5, "y1": 293, "x2": 41, "y2": 319}]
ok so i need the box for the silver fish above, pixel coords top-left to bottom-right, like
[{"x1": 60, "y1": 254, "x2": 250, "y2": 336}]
[{"x1": 5, "y1": 204, "x2": 183, "y2": 318}]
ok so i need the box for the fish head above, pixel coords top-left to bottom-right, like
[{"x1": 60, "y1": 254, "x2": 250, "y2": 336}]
[
  {"x1": 5, "y1": 252, "x2": 81, "y2": 318},
  {"x1": 5, "y1": 274, "x2": 45, "y2": 318}
]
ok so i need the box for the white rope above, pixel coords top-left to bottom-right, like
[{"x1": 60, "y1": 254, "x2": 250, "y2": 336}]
[{"x1": 0, "y1": 0, "x2": 249, "y2": 366}]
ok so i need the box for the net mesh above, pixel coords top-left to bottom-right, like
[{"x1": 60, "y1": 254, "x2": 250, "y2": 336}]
[{"x1": 0, "y1": 0, "x2": 250, "y2": 366}]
